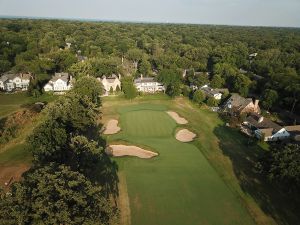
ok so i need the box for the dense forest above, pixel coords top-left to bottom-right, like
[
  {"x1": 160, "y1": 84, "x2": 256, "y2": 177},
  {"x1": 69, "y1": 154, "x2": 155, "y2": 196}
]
[{"x1": 1, "y1": 19, "x2": 300, "y2": 113}]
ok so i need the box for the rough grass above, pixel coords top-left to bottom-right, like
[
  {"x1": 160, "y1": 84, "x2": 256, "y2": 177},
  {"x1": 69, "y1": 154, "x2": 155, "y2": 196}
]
[
  {"x1": 105, "y1": 100, "x2": 255, "y2": 225},
  {"x1": 0, "y1": 92, "x2": 57, "y2": 118}
]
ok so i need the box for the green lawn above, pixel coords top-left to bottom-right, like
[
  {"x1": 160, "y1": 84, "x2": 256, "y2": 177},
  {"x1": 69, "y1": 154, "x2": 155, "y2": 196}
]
[
  {"x1": 0, "y1": 92, "x2": 57, "y2": 118},
  {"x1": 107, "y1": 103, "x2": 255, "y2": 225},
  {"x1": 0, "y1": 143, "x2": 32, "y2": 165}
]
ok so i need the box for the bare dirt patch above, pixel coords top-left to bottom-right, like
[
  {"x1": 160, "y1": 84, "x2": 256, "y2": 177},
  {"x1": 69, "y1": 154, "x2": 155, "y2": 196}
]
[
  {"x1": 166, "y1": 111, "x2": 188, "y2": 124},
  {"x1": 0, "y1": 164, "x2": 30, "y2": 190},
  {"x1": 104, "y1": 119, "x2": 121, "y2": 135},
  {"x1": 107, "y1": 145, "x2": 158, "y2": 159},
  {"x1": 176, "y1": 129, "x2": 196, "y2": 142}
]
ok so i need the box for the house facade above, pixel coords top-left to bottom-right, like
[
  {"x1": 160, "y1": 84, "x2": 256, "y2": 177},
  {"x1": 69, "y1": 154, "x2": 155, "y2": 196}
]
[
  {"x1": 243, "y1": 113, "x2": 290, "y2": 141},
  {"x1": 0, "y1": 73, "x2": 32, "y2": 91},
  {"x1": 44, "y1": 73, "x2": 73, "y2": 92},
  {"x1": 223, "y1": 93, "x2": 260, "y2": 115},
  {"x1": 134, "y1": 75, "x2": 165, "y2": 93},
  {"x1": 97, "y1": 74, "x2": 121, "y2": 95}
]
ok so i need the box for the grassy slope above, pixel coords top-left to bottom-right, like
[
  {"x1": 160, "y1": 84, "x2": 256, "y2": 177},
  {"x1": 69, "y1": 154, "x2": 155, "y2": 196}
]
[
  {"x1": 105, "y1": 100, "x2": 255, "y2": 225},
  {"x1": 0, "y1": 92, "x2": 57, "y2": 118},
  {"x1": 103, "y1": 95, "x2": 299, "y2": 225}
]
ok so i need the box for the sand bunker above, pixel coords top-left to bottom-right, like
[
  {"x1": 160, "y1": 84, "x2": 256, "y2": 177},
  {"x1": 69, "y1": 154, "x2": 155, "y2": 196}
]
[
  {"x1": 176, "y1": 129, "x2": 196, "y2": 142},
  {"x1": 166, "y1": 111, "x2": 188, "y2": 124},
  {"x1": 103, "y1": 119, "x2": 121, "y2": 135},
  {"x1": 107, "y1": 145, "x2": 158, "y2": 159}
]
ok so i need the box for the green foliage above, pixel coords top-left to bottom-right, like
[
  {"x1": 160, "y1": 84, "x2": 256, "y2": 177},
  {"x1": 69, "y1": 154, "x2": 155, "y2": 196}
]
[
  {"x1": 0, "y1": 164, "x2": 115, "y2": 225},
  {"x1": 138, "y1": 59, "x2": 151, "y2": 76},
  {"x1": 109, "y1": 86, "x2": 114, "y2": 94},
  {"x1": 72, "y1": 76, "x2": 103, "y2": 106},
  {"x1": 192, "y1": 90, "x2": 205, "y2": 105},
  {"x1": 262, "y1": 89, "x2": 278, "y2": 110},
  {"x1": 68, "y1": 61, "x2": 93, "y2": 78},
  {"x1": 206, "y1": 97, "x2": 219, "y2": 107},
  {"x1": 166, "y1": 82, "x2": 181, "y2": 98},
  {"x1": 121, "y1": 76, "x2": 137, "y2": 99},
  {"x1": 211, "y1": 74, "x2": 225, "y2": 88},
  {"x1": 181, "y1": 85, "x2": 191, "y2": 97},
  {"x1": 115, "y1": 85, "x2": 121, "y2": 92},
  {"x1": 260, "y1": 144, "x2": 300, "y2": 191},
  {"x1": 230, "y1": 73, "x2": 252, "y2": 97}
]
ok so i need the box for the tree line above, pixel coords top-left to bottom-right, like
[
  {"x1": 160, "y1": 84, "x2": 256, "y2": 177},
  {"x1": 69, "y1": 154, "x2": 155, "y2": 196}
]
[{"x1": 0, "y1": 19, "x2": 299, "y2": 112}]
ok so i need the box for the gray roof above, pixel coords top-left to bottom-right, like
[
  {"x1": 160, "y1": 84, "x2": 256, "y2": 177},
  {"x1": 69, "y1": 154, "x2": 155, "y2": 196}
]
[
  {"x1": 245, "y1": 113, "x2": 282, "y2": 133},
  {"x1": 51, "y1": 73, "x2": 69, "y2": 82},
  {"x1": 201, "y1": 87, "x2": 220, "y2": 96},
  {"x1": 101, "y1": 74, "x2": 119, "y2": 83},
  {"x1": 228, "y1": 93, "x2": 253, "y2": 109},
  {"x1": 0, "y1": 75, "x2": 8, "y2": 82},
  {"x1": 134, "y1": 77, "x2": 156, "y2": 84}
]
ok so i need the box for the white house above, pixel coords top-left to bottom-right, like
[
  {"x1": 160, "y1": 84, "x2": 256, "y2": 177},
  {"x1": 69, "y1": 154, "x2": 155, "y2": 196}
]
[
  {"x1": 0, "y1": 73, "x2": 32, "y2": 91},
  {"x1": 243, "y1": 113, "x2": 290, "y2": 141},
  {"x1": 44, "y1": 73, "x2": 73, "y2": 93},
  {"x1": 97, "y1": 74, "x2": 121, "y2": 95},
  {"x1": 134, "y1": 75, "x2": 165, "y2": 93}
]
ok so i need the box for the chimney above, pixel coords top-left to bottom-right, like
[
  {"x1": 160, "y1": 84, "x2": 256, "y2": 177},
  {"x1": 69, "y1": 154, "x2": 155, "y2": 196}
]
[
  {"x1": 141, "y1": 74, "x2": 143, "y2": 80},
  {"x1": 118, "y1": 73, "x2": 121, "y2": 80},
  {"x1": 254, "y1": 99, "x2": 259, "y2": 111}
]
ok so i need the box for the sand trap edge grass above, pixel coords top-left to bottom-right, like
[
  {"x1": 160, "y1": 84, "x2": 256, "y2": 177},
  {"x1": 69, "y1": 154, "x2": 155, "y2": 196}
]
[
  {"x1": 106, "y1": 144, "x2": 158, "y2": 159},
  {"x1": 166, "y1": 111, "x2": 188, "y2": 124}
]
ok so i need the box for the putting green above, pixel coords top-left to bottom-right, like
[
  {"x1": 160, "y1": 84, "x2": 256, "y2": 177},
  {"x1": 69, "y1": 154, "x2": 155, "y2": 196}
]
[{"x1": 109, "y1": 104, "x2": 254, "y2": 225}]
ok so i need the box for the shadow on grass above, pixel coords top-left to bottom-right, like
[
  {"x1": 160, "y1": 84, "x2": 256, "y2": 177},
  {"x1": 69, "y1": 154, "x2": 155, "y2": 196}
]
[{"x1": 214, "y1": 125, "x2": 300, "y2": 225}]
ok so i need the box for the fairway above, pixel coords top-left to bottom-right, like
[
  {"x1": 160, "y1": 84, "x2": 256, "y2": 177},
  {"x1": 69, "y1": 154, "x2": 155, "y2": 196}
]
[{"x1": 107, "y1": 103, "x2": 255, "y2": 225}]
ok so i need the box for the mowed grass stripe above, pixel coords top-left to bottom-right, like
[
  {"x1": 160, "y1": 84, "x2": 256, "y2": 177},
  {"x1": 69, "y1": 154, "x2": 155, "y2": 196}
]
[
  {"x1": 110, "y1": 104, "x2": 255, "y2": 225},
  {"x1": 121, "y1": 110, "x2": 176, "y2": 138}
]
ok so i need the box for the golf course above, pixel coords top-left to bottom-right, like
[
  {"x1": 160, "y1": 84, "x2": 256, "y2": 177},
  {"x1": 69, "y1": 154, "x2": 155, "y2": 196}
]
[{"x1": 103, "y1": 96, "x2": 256, "y2": 225}]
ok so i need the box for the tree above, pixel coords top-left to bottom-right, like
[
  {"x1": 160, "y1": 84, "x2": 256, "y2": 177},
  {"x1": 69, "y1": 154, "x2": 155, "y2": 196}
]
[
  {"x1": 116, "y1": 85, "x2": 121, "y2": 93},
  {"x1": 138, "y1": 59, "x2": 151, "y2": 76},
  {"x1": 211, "y1": 74, "x2": 225, "y2": 88},
  {"x1": 182, "y1": 85, "x2": 191, "y2": 97},
  {"x1": 72, "y1": 76, "x2": 103, "y2": 106},
  {"x1": 230, "y1": 73, "x2": 252, "y2": 97},
  {"x1": 68, "y1": 61, "x2": 93, "y2": 78},
  {"x1": 127, "y1": 48, "x2": 144, "y2": 69},
  {"x1": 157, "y1": 68, "x2": 181, "y2": 89},
  {"x1": 192, "y1": 90, "x2": 205, "y2": 105},
  {"x1": 262, "y1": 89, "x2": 278, "y2": 110},
  {"x1": 109, "y1": 86, "x2": 114, "y2": 94},
  {"x1": 121, "y1": 76, "x2": 137, "y2": 99},
  {"x1": 166, "y1": 82, "x2": 181, "y2": 98},
  {"x1": 259, "y1": 144, "x2": 300, "y2": 191},
  {"x1": 206, "y1": 97, "x2": 219, "y2": 107},
  {"x1": 0, "y1": 164, "x2": 116, "y2": 225}
]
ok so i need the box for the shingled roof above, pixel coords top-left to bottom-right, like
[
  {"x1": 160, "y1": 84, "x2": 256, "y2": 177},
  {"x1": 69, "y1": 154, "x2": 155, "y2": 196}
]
[{"x1": 245, "y1": 113, "x2": 283, "y2": 133}]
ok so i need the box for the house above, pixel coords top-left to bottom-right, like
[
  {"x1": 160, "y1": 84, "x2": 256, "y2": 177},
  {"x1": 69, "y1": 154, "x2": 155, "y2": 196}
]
[
  {"x1": 285, "y1": 125, "x2": 300, "y2": 141},
  {"x1": 200, "y1": 86, "x2": 222, "y2": 100},
  {"x1": 223, "y1": 93, "x2": 260, "y2": 115},
  {"x1": 0, "y1": 73, "x2": 32, "y2": 91},
  {"x1": 243, "y1": 113, "x2": 290, "y2": 141},
  {"x1": 97, "y1": 74, "x2": 121, "y2": 95},
  {"x1": 44, "y1": 73, "x2": 73, "y2": 92},
  {"x1": 134, "y1": 75, "x2": 165, "y2": 93}
]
